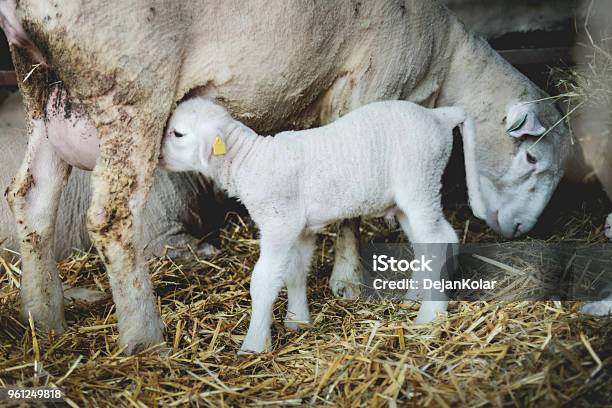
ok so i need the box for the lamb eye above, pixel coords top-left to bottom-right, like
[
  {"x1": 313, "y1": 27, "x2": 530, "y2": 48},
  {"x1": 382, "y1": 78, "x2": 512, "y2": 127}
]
[
  {"x1": 174, "y1": 131, "x2": 185, "y2": 138},
  {"x1": 526, "y1": 152, "x2": 537, "y2": 164}
]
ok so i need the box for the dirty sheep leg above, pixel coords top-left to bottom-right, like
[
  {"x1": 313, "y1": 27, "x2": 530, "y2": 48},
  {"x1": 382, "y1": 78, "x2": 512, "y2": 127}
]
[
  {"x1": 329, "y1": 218, "x2": 363, "y2": 299},
  {"x1": 6, "y1": 119, "x2": 71, "y2": 333},
  {"x1": 395, "y1": 197, "x2": 459, "y2": 324},
  {"x1": 284, "y1": 234, "x2": 316, "y2": 331},
  {"x1": 241, "y1": 226, "x2": 301, "y2": 353},
  {"x1": 87, "y1": 118, "x2": 164, "y2": 354}
]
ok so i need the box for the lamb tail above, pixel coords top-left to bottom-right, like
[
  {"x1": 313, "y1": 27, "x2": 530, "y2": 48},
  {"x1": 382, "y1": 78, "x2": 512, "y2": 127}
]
[
  {"x1": 434, "y1": 106, "x2": 465, "y2": 126},
  {"x1": 434, "y1": 106, "x2": 487, "y2": 220},
  {"x1": 458, "y1": 112, "x2": 487, "y2": 221}
]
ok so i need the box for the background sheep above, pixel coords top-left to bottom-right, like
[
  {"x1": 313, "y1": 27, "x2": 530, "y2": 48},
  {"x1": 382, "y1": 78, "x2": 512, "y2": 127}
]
[{"x1": 160, "y1": 97, "x2": 478, "y2": 353}]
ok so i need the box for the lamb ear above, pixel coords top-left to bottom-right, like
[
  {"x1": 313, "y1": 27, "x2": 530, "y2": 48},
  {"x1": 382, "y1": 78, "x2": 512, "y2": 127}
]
[
  {"x1": 506, "y1": 105, "x2": 546, "y2": 138},
  {"x1": 198, "y1": 135, "x2": 213, "y2": 167}
]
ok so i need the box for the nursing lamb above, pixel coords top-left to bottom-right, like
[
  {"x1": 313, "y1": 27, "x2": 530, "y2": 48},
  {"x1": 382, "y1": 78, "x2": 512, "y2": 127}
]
[{"x1": 160, "y1": 97, "x2": 478, "y2": 353}]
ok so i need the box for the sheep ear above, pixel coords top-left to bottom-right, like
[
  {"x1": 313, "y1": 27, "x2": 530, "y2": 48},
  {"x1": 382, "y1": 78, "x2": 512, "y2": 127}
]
[{"x1": 506, "y1": 104, "x2": 546, "y2": 138}]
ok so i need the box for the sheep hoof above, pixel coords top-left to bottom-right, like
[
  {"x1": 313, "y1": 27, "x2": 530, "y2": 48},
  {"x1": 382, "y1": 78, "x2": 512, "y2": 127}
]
[
  {"x1": 237, "y1": 349, "x2": 257, "y2": 356},
  {"x1": 238, "y1": 345, "x2": 263, "y2": 355},
  {"x1": 128, "y1": 343, "x2": 147, "y2": 355},
  {"x1": 20, "y1": 301, "x2": 66, "y2": 335},
  {"x1": 119, "y1": 318, "x2": 165, "y2": 355},
  {"x1": 21, "y1": 313, "x2": 66, "y2": 336},
  {"x1": 239, "y1": 332, "x2": 271, "y2": 354},
  {"x1": 330, "y1": 278, "x2": 361, "y2": 300},
  {"x1": 329, "y1": 262, "x2": 363, "y2": 300},
  {"x1": 581, "y1": 300, "x2": 612, "y2": 316},
  {"x1": 62, "y1": 285, "x2": 106, "y2": 303},
  {"x1": 284, "y1": 319, "x2": 310, "y2": 332},
  {"x1": 415, "y1": 306, "x2": 447, "y2": 324},
  {"x1": 123, "y1": 339, "x2": 168, "y2": 356}
]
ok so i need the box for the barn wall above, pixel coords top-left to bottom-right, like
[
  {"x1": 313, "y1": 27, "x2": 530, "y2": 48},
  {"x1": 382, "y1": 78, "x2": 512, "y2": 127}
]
[
  {"x1": 565, "y1": 1, "x2": 612, "y2": 199},
  {"x1": 442, "y1": 0, "x2": 577, "y2": 39}
]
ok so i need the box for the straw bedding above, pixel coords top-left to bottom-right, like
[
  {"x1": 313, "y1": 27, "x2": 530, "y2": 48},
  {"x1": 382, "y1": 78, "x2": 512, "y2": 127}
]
[{"x1": 1, "y1": 203, "x2": 610, "y2": 407}]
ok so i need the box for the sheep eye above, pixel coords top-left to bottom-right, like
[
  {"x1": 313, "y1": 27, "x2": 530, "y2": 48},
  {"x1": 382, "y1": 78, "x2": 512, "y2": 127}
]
[
  {"x1": 526, "y1": 152, "x2": 537, "y2": 164},
  {"x1": 174, "y1": 131, "x2": 185, "y2": 138}
]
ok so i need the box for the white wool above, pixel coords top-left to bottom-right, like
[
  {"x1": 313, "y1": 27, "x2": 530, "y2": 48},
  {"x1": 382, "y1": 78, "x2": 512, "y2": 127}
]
[
  {"x1": 162, "y1": 97, "x2": 477, "y2": 352},
  {"x1": 163, "y1": 98, "x2": 479, "y2": 230}
]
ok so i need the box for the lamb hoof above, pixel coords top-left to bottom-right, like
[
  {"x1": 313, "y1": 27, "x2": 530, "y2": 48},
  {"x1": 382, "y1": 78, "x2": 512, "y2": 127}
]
[
  {"x1": 237, "y1": 348, "x2": 257, "y2": 356},
  {"x1": 238, "y1": 345, "x2": 264, "y2": 355},
  {"x1": 239, "y1": 332, "x2": 270, "y2": 354},
  {"x1": 581, "y1": 300, "x2": 612, "y2": 316},
  {"x1": 414, "y1": 304, "x2": 448, "y2": 324}
]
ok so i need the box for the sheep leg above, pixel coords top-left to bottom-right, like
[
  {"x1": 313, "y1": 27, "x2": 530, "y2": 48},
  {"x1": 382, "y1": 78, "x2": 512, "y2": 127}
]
[
  {"x1": 241, "y1": 227, "x2": 299, "y2": 353},
  {"x1": 284, "y1": 234, "x2": 316, "y2": 331},
  {"x1": 86, "y1": 115, "x2": 164, "y2": 355},
  {"x1": 329, "y1": 218, "x2": 364, "y2": 299},
  {"x1": 395, "y1": 205, "x2": 458, "y2": 324},
  {"x1": 6, "y1": 118, "x2": 71, "y2": 333}
]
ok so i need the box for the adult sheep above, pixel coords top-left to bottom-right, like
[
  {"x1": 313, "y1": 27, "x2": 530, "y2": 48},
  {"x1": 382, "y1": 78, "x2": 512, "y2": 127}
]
[{"x1": 1, "y1": 0, "x2": 570, "y2": 354}]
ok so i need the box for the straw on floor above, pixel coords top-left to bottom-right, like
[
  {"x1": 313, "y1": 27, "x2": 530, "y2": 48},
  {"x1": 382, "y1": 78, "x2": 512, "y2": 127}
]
[{"x1": 0, "y1": 209, "x2": 610, "y2": 407}]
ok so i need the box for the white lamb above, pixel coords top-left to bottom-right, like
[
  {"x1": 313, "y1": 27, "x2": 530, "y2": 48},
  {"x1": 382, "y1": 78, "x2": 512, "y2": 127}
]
[{"x1": 160, "y1": 97, "x2": 480, "y2": 353}]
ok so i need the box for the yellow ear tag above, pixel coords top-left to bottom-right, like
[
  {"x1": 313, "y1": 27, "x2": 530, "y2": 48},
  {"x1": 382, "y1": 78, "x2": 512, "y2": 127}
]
[{"x1": 212, "y1": 136, "x2": 226, "y2": 156}]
